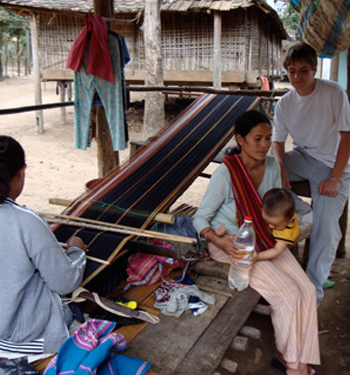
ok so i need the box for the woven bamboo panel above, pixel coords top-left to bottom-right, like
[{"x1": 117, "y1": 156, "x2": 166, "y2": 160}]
[
  {"x1": 161, "y1": 12, "x2": 213, "y2": 71},
  {"x1": 221, "y1": 10, "x2": 246, "y2": 72},
  {"x1": 38, "y1": 12, "x2": 84, "y2": 70}
]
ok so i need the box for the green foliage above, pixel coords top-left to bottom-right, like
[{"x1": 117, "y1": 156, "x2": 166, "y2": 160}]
[
  {"x1": 280, "y1": 4, "x2": 300, "y2": 37},
  {"x1": 0, "y1": 8, "x2": 28, "y2": 75},
  {"x1": 272, "y1": 0, "x2": 300, "y2": 39}
]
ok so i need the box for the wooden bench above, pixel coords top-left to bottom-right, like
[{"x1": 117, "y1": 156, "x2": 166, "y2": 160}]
[{"x1": 122, "y1": 261, "x2": 261, "y2": 375}]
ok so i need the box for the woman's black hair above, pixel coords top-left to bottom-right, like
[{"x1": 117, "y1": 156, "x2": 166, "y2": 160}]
[
  {"x1": 0, "y1": 136, "x2": 25, "y2": 203},
  {"x1": 226, "y1": 109, "x2": 271, "y2": 155}
]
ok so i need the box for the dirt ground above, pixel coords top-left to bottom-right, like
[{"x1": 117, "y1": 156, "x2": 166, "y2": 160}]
[{"x1": 0, "y1": 75, "x2": 349, "y2": 374}]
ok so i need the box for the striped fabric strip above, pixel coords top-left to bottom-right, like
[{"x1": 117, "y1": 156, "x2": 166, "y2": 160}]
[
  {"x1": 51, "y1": 94, "x2": 260, "y2": 291},
  {"x1": 0, "y1": 338, "x2": 44, "y2": 354},
  {"x1": 223, "y1": 154, "x2": 275, "y2": 252}
]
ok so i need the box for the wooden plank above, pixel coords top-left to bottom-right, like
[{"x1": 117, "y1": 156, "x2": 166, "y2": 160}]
[
  {"x1": 124, "y1": 276, "x2": 229, "y2": 374},
  {"x1": 193, "y1": 259, "x2": 230, "y2": 280},
  {"x1": 40, "y1": 68, "x2": 252, "y2": 85},
  {"x1": 41, "y1": 69, "x2": 74, "y2": 81},
  {"x1": 125, "y1": 70, "x2": 246, "y2": 84},
  {"x1": 175, "y1": 287, "x2": 261, "y2": 375},
  {"x1": 194, "y1": 275, "x2": 235, "y2": 298}
]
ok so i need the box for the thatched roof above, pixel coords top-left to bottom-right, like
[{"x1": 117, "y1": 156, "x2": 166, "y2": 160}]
[
  {"x1": 0, "y1": 0, "x2": 287, "y2": 38},
  {"x1": 0, "y1": 0, "x2": 273, "y2": 13}
]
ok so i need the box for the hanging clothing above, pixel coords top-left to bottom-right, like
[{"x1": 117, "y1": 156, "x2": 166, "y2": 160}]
[
  {"x1": 73, "y1": 32, "x2": 129, "y2": 151},
  {"x1": 67, "y1": 14, "x2": 113, "y2": 83}
]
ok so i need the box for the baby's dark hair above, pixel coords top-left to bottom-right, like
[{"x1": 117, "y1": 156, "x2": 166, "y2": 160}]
[
  {"x1": 0, "y1": 136, "x2": 25, "y2": 203},
  {"x1": 262, "y1": 188, "x2": 295, "y2": 221},
  {"x1": 283, "y1": 41, "x2": 318, "y2": 70},
  {"x1": 226, "y1": 110, "x2": 271, "y2": 155}
]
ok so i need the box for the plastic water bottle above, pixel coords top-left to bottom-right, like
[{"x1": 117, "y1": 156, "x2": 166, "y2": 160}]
[{"x1": 228, "y1": 215, "x2": 256, "y2": 291}]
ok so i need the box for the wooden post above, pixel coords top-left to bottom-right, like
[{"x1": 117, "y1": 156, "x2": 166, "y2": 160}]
[
  {"x1": 30, "y1": 12, "x2": 44, "y2": 134},
  {"x1": 143, "y1": 0, "x2": 165, "y2": 140},
  {"x1": 93, "y1": 0, "x2": 119, "y2": 177},
  {"x1": 213, "y1": 11, "x2": 222, "y2": 89},
  {"x1": 248, "y1": 11, "x2": 253, "y2": 73},
  {"x1": 347, "y1": 48, "x2": 350, "y2": 101},
  {"x1": 330, "y1": 54, "x2": 339, "y2": 82},
  {"x1": 59, "y1": 80, "x2": 67, "y2": 124},
  {"x1": 25, "y1": 26, "x2": 31, "y2": 75},
  {"x1": 259, "y1": 19, "x2": 263, "y2": 76}
]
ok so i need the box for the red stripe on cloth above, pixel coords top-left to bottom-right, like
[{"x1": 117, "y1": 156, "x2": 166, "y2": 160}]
[{"x1": 223, "y1": 155, "x2": 275, "y2": 252}]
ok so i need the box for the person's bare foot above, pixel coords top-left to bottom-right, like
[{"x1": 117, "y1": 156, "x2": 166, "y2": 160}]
[
  {"x1": 308, "y1": 366, "x2": 317, "y2": 375},
  {"x1": 286, "y1": 362, "x2": 315, "y2": 375}
]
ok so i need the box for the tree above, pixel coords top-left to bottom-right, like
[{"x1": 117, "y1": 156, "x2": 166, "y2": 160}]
[
  {"x1": 0, "y1": 9, "x2": 27, "y2": 79},
  {"x1": 143, "y1": 0, "x2": 165, "y2": 140},
  {"x1": 272, "y1": 0, "x2": 300, "y2": 40},
  {"x1": 0, "y1": 9, "x2": 11, "y2": 78}
]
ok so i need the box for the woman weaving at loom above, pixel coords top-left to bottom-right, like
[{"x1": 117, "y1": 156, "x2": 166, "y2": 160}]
[
  {"x1": 193, "y1": 111, "x2": 320, "y2": 375},
  {"x1": 0, "y1": 136, "x2": 87, "y2": 354}
]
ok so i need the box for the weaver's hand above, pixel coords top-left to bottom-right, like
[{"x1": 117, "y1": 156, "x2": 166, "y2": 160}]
[
  {"x1": 319, "y1": 178, "x2": 341, "y2": 197},
  {"x1": 67, "y1": 236, "x2": 87, "y2": 252}
]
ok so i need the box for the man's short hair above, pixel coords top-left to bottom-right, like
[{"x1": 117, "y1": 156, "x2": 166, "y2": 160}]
[
  {"x1": 283, "y1": 42, "x2": 318, "y2": 70},
  {"x1": 262, "y1": 188, "x2": 295, "y2": 221}
]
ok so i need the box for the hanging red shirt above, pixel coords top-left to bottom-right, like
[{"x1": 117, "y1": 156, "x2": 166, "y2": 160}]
[{"x1": 67, "y1": 14, "x2": 114, "y2": 84}]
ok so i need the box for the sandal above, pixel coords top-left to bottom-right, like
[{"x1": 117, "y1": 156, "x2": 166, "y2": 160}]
[
  {"x1": 271, "y1": 356, "x2": 286, "y2": 373},
  {"x1": 323, "y1": 279, "x2": 335, "y2": 289}
]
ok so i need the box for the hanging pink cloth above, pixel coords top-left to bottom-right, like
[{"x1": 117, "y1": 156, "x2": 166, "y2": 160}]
[{"x1": 67, "y1": 14, "x2": 113, "y2": 83}]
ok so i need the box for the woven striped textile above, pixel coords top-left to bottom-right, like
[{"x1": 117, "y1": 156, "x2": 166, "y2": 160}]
[
  {"x1": 223, "y1": 154, "x2": 275, "y2": 252},
  {"x1": 52, "y1": 94, "x2": 259, "y2": 293}
]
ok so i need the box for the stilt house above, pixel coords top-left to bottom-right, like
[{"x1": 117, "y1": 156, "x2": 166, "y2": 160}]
[{"x1": 0, "y1": 0, "x2": 287, "y2": 88}]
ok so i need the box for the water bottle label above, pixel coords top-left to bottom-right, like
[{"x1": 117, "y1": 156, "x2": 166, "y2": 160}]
[{"x1": 233, "y1": 246, "x2": 254, "y2": 264}]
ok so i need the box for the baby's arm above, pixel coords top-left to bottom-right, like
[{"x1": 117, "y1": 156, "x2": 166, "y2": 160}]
[{"x1": 256, "y1": 241, "x2": 288, "y2": 261}]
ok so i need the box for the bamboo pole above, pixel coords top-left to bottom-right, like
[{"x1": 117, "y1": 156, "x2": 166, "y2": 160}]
[
  {"x1": 48, "y1": 197, "x2": 175, "y2": 224},
  {"x1": 60, "y1": 242, "x2": 110, "y2": 265},
  {"x1": 40, "y1": 212, "x2": 196, "y2": 244}
]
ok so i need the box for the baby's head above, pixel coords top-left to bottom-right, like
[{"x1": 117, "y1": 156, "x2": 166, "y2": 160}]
[{"x1": 262, "y1": 188, "x2": 295, "y2": 230}]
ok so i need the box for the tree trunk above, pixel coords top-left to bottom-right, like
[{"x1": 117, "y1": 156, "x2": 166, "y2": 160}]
[
  {"x1": 16, "y1": 37, "x2": 20, "y2": 76},
  {"x1": 0, "y1": 33, "x2": 3, "y2": 79},
  {"x1": 143, "y1": 0, "x2": 165, "y2": 140},
  {"x1": 30, "y1": 12, "x2": 44, "y2": 133},
  {"x1": 93, "y1": 0, "x2": 119, "y2": 177},
  {"x1": 347, "y1": 48, "x2": 350, "y2": 101},
  {"x1": 26, "y1": 26, "x2": 31, "y2": 75}
]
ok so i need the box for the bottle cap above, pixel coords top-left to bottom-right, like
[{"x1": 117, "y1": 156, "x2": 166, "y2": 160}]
[{"x1": 244, "y1": 215, "x2": 253, "y2": 222}]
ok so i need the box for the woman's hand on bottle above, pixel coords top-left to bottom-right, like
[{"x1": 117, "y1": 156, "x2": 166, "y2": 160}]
[{"x1": 214, "y1": 233, "x2": 246, "y2": 264}]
